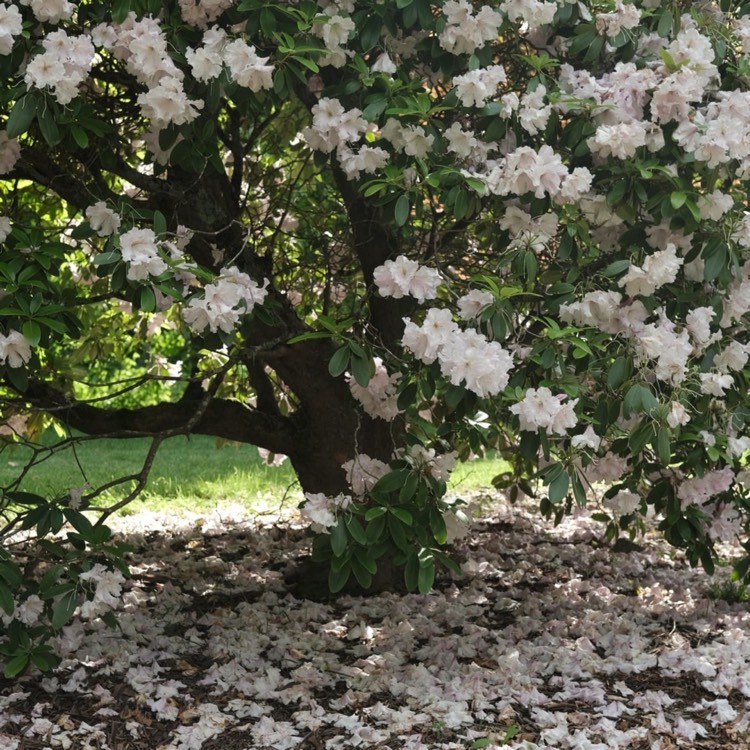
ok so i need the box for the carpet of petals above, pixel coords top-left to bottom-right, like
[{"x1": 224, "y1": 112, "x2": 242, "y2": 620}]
[{"x1": 1, "y1": 495, "x2": 749, "y2": 750}]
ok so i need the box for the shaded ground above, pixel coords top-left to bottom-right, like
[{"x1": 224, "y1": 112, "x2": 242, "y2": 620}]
[{"x1": 1, "y1": 497, "x2": 749, "y2": 749}]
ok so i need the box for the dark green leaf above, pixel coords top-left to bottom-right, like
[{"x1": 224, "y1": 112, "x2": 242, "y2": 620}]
[
  {"x1": 371, "y1": 469, "x2": 408, "y2": 494},
  {"x1": 417, "y1": 560, "x2": 435, "y2": 593},
  {"x1": 153, "y1": 210, "x2": 167, "y2": 237},
  {"x1": 364, "y1": 506, "x2": 386, "y2": 521},
  {"x1": 329, "y1": 520, "x2": 347, "y2": 558},
  {"x1": 350, "y1": 353, "x2": 372, "y2": 388},
  {"x1": 0, "y1": 581, "x2": 14, "y2": 616},
  {"x1": 607, "y1": 356, "x2": 631, "y2": 389},
  {"x1": 328, "y1": 346, "x2": 350, "y2": 378},
  {"x1": 387, "y1": 513, "x2": 409, "y2": 552},
  {"x1": 21, "y1": 321, "x2": 41, "y2": 347},
  {"x1": 548, "y1": 470, "x2": 569, "y2": 504},
  {"x1": 139, "y1": 286, "x2": 157, "y2": 313},
  {"x1": 328, "y1": 564, "x2": 350, "y2": 593},
  {"x1": 51, "y1": 590, "x2": 77, "y2": 630},
  {"x1": 394, "y1": 194, "x2": 410, "y2": 227},
  {"x1": 346, "y1": 516, "x2": 367, "y2": 545},
  {"x1": 390, "y1": 507, "x2": 413, "y2": 525},
  {"x1": 6, "y1": 96, "x2": 37, "y2": 139},
  {"x1": 37, "y1": 107, "x2": 61, "y2": 146},
  {"x1": 4, "y1": 653, "x2": 29, "y2": 679}
]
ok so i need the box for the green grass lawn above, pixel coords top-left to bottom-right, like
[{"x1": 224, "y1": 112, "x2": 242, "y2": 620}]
[{"x1": 0, "y1": 434, "x2": 508, "y2": 517}]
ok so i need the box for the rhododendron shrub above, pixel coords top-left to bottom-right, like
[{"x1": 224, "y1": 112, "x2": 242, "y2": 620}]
[{"x1": 0, "y1": 0, "x2": 750, "y2": 635}]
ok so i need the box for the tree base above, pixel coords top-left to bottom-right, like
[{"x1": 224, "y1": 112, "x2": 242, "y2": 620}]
[{"x1": 286, "y1": 555, "x2": 406, "y2": 600}]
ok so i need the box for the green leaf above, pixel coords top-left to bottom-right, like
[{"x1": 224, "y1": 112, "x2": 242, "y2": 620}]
[
  {"x1": 351, "y1": 561, "x2": 372, "y2": 589},
  {"x1": 364, "y1": 506, "x2": 386, "y2": 521},
  {"x1": 346, "y1": 516, "x2": 367, "y2": 545},
  {"x1": 430, "y1": 509, "x2": 448, "y2": 544},
  {"x1": 398, "y1": 472, "x2": 419, "y2": 504},
  {"x1": 366, "y1": 512, "x2": 387, "y2": 543},
  {"x1": 6, "y1": 95, "x2": 37, "y2": 139},
  {"x1": 670, "y1": 191, "x2": 687, "y2": 209},
  {"x1": 70, "y1": 125, "x2": 89, "y2": 149},
  {"x1": 21, "y1": 321, "x2": 41, "y2": 347},
  {"x1": 404, "y1": 553, "x2": 419, "y2": 590},
  {"x1": 93, "y1": 251, "x2": 121, "y2": 266},
  {"x1": 153, "y1": 210, "x2": 167, "y2": 237},
  {"x1": 703, "y1": 241, "x2": 728, "y2": 281},
  {"x1": 390, "y1": 507, "x2": 413, "y2": 525},
  {"x1": 655, "y1": 425, "x2": 671, "y2": 465},
  {"x1": 51, "y1": 589, "x2": 77, "y2": 630},
  {"x1": 607, "y1": 356, "x2": 631, "y2": 389},
  {"x1": 417, "y1": 560, "x2": 435, "y2": 593},
  {"x1": 37, "y1": 107, "x2": 62, "y2": 146},
  {"x1": 394, "y1": 194, "x2": 410, "y2": 227},
  {"x1": 387, "y1": 513, "x2": 409, "y2": 552},
  {"x1": 548, "y1": 470, "x2": 569, "y2": 504},
  {"x1": 329, "y1": 520, "x2": 347, "y2": 558},
  {"x1": 4, "y1": 653, "x2": 29, "y2": 679},
  {"x1": 137, "y1": 286, "x2": 157, "y2": 313},
  {"x1": 0, "y1": 580, "x2": 14, "y2": 616},
  {"x1": 350, "y1": 353, "x2": 372, "y2": 388},
  {"x1": 328, "y1": 564, "x2": 350, "y2": 593},
  {"x1": 602, "y1": 259, "x2": 631, "y2": 278},
  {"x1": 623, "y1": 384, "x2": 642, "y2": 417},
  {"x1": 372, "y1": 469, "x2": 408, "y2": 494},
  {"x1": 328, "y1": 346, "x2": 350, "y2": 378},
  {"x1": 657, "y1": 8, "x2": 674, "y2": 38}
]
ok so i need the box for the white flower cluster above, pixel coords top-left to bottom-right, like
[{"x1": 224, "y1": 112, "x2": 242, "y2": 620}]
[
  {"x1": 78, "y1": 563, "x2": 126, "y2": 620},
  {"x1": 92, "y1": 14, "x2": 203, "y2": 127},
  {"x1": 407, "y1": 444, "x2": 458, "y2": 482},
  {"x1": 677, "y1": 467, "x2": 735, "y2": 508},
  {"x1": 342, "y1": 454, "x2": 390, "y2": 496},
  {"x1": 85, "y1": 202, "x2": 121, "y2": 237},
  {"x1": 588, "y1": 120, "x2": 663, "y2": 160},
  {"x1": 119, "y1": 228, "x2": 168, "y2": 281},
  {"x1": 373, "y1": 256, "x2": 440, "y2": 303},
  {"x1": 313, "y1": 12, "x2": 355, "y2": 68},
  {"x1": 18, "y1": 0, "x2": 73, "y2": 24},
  {"x1": 182, "y1": 266, "x2": 269, "y2": 335},
  {"x1": 0, "y1": 215, "x2": 10, "y2": 242},
  {"x1": 501, "y1": 0, "x2": 558, "y2": 29},
  {"x1": 347, "y1": 357, "x2": 401, "y2": 422},
  {"x1": 224, "y1": 39, "x2": 275, "y2": 91},
  {"x1": 595, "y1": 0, "x2": 641, "y2": 38},
  {"x1": 499, "y1": 206, "x2": 558, "y2": 253},
  {"x1": 452, "y1": 65, "x2": 507, "y2": 108},
  {"x1": 302, "y1": 98, "x2": 389, "y2": 180},
  {"x1": 380, "y1": 118, "x2": 435, "y2": 159},
  {"x1": 619, "y1": 244, "x2": 683, "y2": 298},
  {"x1": 403, "y1": 308, "x2": 514, "y2": 398},
  {"x1": 0, "y1": 2, "x2": 22, "y2": 56},
  {"x1": 0, "y1": 330, "x2": 32, "y2": 368},
  {"x1": 481, "y1": 145, "x2": 593, "y2": 204},
  {"x1": 302, "y1": 97, "x2": 369, "y2": 152},
  {"x1": 24, "y1": 30, "x2": 95, "y2": 105},
  {"x1": 178, "y1": 0, "x2": 233, "y2": 29},
  {"x1": 457, "y1": 289, "x2": 494, "y2": 320},
  {"x1": 509, "y1": 386, "x2": 579, "y2": 435},
  {"x1": 300, "y1": 491, "x2": 351, "y2": 530},
  {"x1": 603, "y1": 489, "x2": 641, "y2": 518},
  {"x1": 439, "y1": 1, "x2": 503, "y2": 56}
]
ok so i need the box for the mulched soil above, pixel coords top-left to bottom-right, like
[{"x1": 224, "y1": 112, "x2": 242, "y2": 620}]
[{"x1": 1, "y1": 496, "x2": 749, "y2": 749}]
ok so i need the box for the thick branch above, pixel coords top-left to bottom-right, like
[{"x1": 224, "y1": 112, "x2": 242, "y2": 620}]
[{"x1": 21, "y1": 380, "x2": 297, "y2": 456}]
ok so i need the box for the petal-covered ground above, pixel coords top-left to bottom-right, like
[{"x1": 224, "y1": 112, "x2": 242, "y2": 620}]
[{"x1": 1, "y1": 496, "x2": 750, "y2": 750}]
